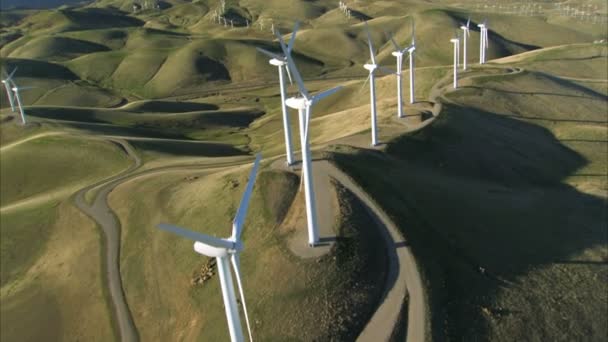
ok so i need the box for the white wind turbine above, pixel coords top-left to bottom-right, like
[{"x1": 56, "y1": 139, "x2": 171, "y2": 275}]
[
  {"x1": 276, "y1": 28, "x2": 342, "y2": 247},
  {"x1": 450, "y1": 31, "x2": 460, "y2": 89},
  {"x1": 389, "y1": 33, "x2": 414, "y2": 118},
  {"x1": 477, "y1": 19, "x2": 489, "y2": 64},
  {"x1": 157, "y1": 154, "x2": 261, "y2": 342},
  {"x1": 361, "y1": 23, "x2": 393, "y2": 146},
  {"x1": 460, "y1": 17, "x2": 471, "y2": 70},
  {"x1": 407, "y1": 19, "x2": 417, "y2": 104},
  {"x1": 256, "y1": 22, "x2": 300, "y2": 166},
  {"x1": 1, "y1": 67, "x2": 17, "y2": 113},
  {"x1": 11, "y1": 82, "x2": 34, "y2": 125}
]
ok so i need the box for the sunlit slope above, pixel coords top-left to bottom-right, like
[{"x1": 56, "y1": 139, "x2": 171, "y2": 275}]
[
  {"x1": 0, "y1": 135, "x2": 131, "y2": 208},
  {"x1": 1, "y1": 202, "x2": 115, "y2": 342},
  {"x1": 109, "y1": 165, "x2": 387, "y2": 341},
  {"x1": 1, "y1": 58, "x2": 124, "y2": 108},
  {"x1": 493, "y1": 43, "x2": 608, "y2": 80},
  {"x1": 6, "y1": 36, "x2": 110, "y2": 61}
]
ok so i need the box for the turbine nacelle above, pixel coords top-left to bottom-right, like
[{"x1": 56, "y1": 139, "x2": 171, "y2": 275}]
[
  {"x1": 450, "y1": 38, "x2": 460, "y2": 43},
  {"x1": 194, "y1": 240, "x2": 243, "y2": 258},
  {"x1": 363, "y1": 63, "x2": 378, "y2": 72},
  {"x1": 391, "y1": 51, "x2": 404, "y2": 57},
  {"x1": 269, "y1": 58, "x2": 286, "y2": 67},
  {"x1": 285, "y1": 97, "x2": 309, "y2": 110}
]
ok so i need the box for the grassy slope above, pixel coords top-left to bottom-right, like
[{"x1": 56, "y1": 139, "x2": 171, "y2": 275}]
[
  {"x1": 329, "y1": 47, "x2": 607, "y2": 341},
  {"x1": 108, "y1": 165, "x2": 387, "y2": 341},
  {"x1": 0, "y1": 134, "x2": 131, "y2": 207},
  {"x1": 1, "y1": 202, "x2": 115, "y2": 342}
]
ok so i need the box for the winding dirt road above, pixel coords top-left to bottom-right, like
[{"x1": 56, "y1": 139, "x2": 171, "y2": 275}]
[{"x1": 73, "y1": 139, "x2": 142, "y2": 342}]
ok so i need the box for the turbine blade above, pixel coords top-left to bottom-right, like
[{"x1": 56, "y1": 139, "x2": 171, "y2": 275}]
[
  {"x1": 157, "y1": 224, "x2": 234, "y2": 249},
  {"x1": 365, "y1": 22, "x2": 376, "y2": 65},
  {"x1": 388, "y1": 32, "x2": 401, "y2": 51},
  {"x1": 311, "y1": 86, "x2": 342, "y2": 105},
  {"x1": 466, "y1": 16, "x2": 470, "y2": 28},
  {"x1": 285, "y1": 64, "x2": 293, "y2": 85},
  {"x1": 276, "y1": 29, "x2": 309, "y2": 99},
  {"x1": 231, "y1": 254, "x2": 253, "y2": 342},
  {"x1": 14, "y1": 86, "x2": 36, "y2": 91},
  {"x1": 287, "y1": 21, "x2": 300, "y2": 54},
  {"x1": 359, "y1": 73, "x2": 371, "y2": 93},
  {"x1": 256, "y1": 47, "x2": 283, "y2": 61},
  {"x1": 8, "y1": 67, "x2": 17, "y2": 79},
  {"x1": 231, "y1": 154, "x2": 262, "y2": 241},
  {"x1": 411, "y1": 18, "x2": 415, "y2": 45}
]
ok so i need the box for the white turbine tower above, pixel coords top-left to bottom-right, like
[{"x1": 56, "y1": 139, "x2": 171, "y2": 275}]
[
  {"x1": 275, "y1": 29, "x2": 342, "y2": 247},
  {"x1": 389, "y1": 34, "x2": 413, "y2": 119},
  {"x1": 450, "y1": 32, "x2": 460, "y2": 89},
  {"x1": 361, "y1": 23, "x2": 393, "y2": 146},
  {"x1": 256, "y1": 22, "x2": 300, "y2": 166},
  {"x1": 1, "y1": 67, "x2": 17, "y2": 112},
  {"x1": 460, "y1": 17, "x2": 470, "y2": 70},
  {"x1": 407, "y1": 20, "x2": 417, "y2": 104},
  {"x1": 11, "y1": 82, "x2": 34, "y2": 125},
  {"x1": 157, "y1": 154, "x2": 261, "y2": 342},
  {"x1": 478, "y1": 19, "x2": 489, "y2": 64}
]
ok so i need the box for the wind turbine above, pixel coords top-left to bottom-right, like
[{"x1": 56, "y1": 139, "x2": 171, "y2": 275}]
[
  {"x1": 361, "y1": 23, "x2": 393, "y2": 146},
  {"x1": 157, "y1": 154, "x2": 261, "y2": 342},
  {"x1": 460, "y1": 17, "x2": 470, "y2": 70},
  {"x1": 11, "y1": 82, "x2": 34, "y2": 125},
  {"x1": 1, "y1": 67, "x2": 17, "y2": 112},
  {"x1": 275, "y1": 28, "x2": 342, "y2": 247},
  {"x1": 389, "y1": 33, "x2": 413, "y2": 119},
  {"x1": 256, "y1": 22, "x2": 300, "y2": 166},
  {"x1": 407, "y1": 19, "x2": 417, "y2": 104},
  {"x1": 477, "y1": 19, "x2": 489, "y2": 64},
  {"x1": 450, "y1": 31, "x2": 460, "y2": 89}
]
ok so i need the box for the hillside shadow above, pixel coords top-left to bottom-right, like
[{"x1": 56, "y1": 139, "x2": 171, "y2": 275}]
[
  {"x1": 1, "y1": 58, "x2": 78, "y2": 80},
  {"x1": 127, "y1": 139, "x2": 246, "y2": 157},
  {"x1": 329, "y1": 103, "x2": 607, "y2": 341}
]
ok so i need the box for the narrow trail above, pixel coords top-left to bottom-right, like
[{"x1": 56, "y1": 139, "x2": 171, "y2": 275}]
[
  {"x1": 73, "y1": 139, "x2": 142, "y2": 342},
  {"x1": 72, "y1": 138, "x2": 248, "y2": 342},
  {"x1": 321, "y1": 161, "x2": 425, "y2": 342}
]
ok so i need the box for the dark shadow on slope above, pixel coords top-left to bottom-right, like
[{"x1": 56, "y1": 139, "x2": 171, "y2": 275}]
[
  {"x1": 127, "y1": 139, "x2": 245, "y2": 157},
  {"x1": 1, "y1": 58, "x2": 78, "y2": 80},
  {"x1": 195, "y1": 56, "x2": 230, "y2": 81},
  {"x1": 127, "y1": 101, "x2": 219, "y2": 113},
  {"x1": 329, "y1": 103, "x2": 607, "y2": 341},
  {"x1": 348, "y1": 9, "x2": 372, "y2": 22},
  {"x1": 61, "y1": 8, "x2": 144, "y2": 31}
]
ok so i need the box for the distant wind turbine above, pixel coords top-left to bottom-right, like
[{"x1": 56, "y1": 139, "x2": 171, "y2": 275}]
[
  {"x1": 408, "y1": 19, "x2": 417, "y2": 103},
  {"x1": 276, "y1": 28, "x2": 342, "y2": 247},
  {"x1": 362, "y1": 22, "x2": 394, "y2": 146},
  {"x1": 157, "y1": 153, "x2": 261, "y2": 342},
  {"x1": 478, "y1": 19, "x2": 489, "y2": 64},
  {"x1": 450, "y1": 32, "x2": 460, "y2": 89},
  {"x1": 11, "y1": 82, "x2": 34, "y2": 125},
  {"x1": 256, "y1": 22, "x2": 300, "y2": 166},
  {"x1": 1, "y1": 67, "x2": 17, "y2": 112},
  {"x1": 460, "y1": 17, "x2": 471, "y2": 70},
  {"x1": 389, "y1": 33, "x2": 414, "y2": 118}
]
